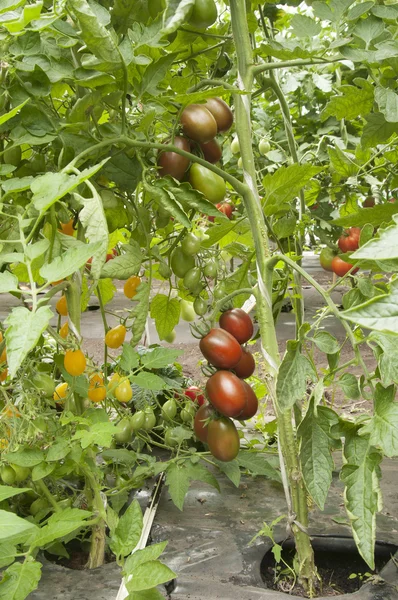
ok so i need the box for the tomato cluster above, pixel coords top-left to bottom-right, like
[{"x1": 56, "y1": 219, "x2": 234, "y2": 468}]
[
  {"x1": 194, "y1": 309, "x2": 257, "y2": 462},
  {"x1": 319, "y1": 227, "x2": 361, "y2": 277}
]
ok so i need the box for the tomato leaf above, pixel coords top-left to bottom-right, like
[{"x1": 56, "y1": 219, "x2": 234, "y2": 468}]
[
  {"x1": 0, "y1": 543, "x2": 17, "y2": 570},
  {"x1": 368, "y1": 332, "x2": 398, "y2": 386},
  {"x1": 29, "y1": 508, "x2": 92, "y2": 549},
  {"x1": 31, "y1": 462, "x2": 55, "y2": 482},
  {"x1": 126, "y1": 560, "x2": 176, "y2": 593},
  {"x1": 212, "y1": 459, "x2": 241, "y2": 487},
  {"x1": 321, "y1": 82, "x2": 374, "y2": 122},
  {"x1": 150, "y1": 294, "x2": 180, "y2": 341},
  {"x1": 161, "y1": 0, "x2": 196, "y2": 35},
  {"x1": 3, "y1": 449, "x2": 44, "y2": 468},
  {"x1": 39, "y1": 241, "x2": 101, "y2": 282},
  {"x1": 0, "y1": 100, "x2": 29, "y2": 126},
  {"x1": 130, "y1": 372, "x2": 166, "y2": 391},
  {"x1": 237, "y1": 451, "x2": 281, "y2": 482},
  {"x1": 0, "y1": 510, "x2": 38, "y2": 542},
  {"x1": 140, "y1": 347, "x2": 183, "y2": 369},
  {"x1": 276, "y1": 344, "x2": 316, "y2": 411},
  {"x1": 338, "y1": 373, "x2": 360, "y2": 400},
  {"x1": 351, "y1": 214, "x2": 398, "y2": 261},
  {"x1": 77, "y1": 188, "x2": 109, "y2": 280},
  {"x1": 100, "y1": 242, "x2": 142, "y2": 280},
  {"x1": 73, "y1": 422, "x2": 116, "y2": 449},
  {"x1": 263, "y1": 165, "x2": 322, "y2": 214},
  {"x1": 0, "y1": 272, "x2": 19, "y2": 294},
  {"x1": 310, "y1": 331, "x2": 340, "y2": 354},
  {"x1": 359, "y1": 384, "x2": 398, "y2": 457},
  {"x1": 165, "y1": 463, "x2": 190, "y2": 511},
  {"x1": 341, "y1": 279, "x2": 398, "y2": 334},
  {"x1": 149, "y1": 183, "x2": 191, "y2": 229},
  {"x1": 0, "y1": 558, "x2": 42, "y2": 600},
  {"x1": 0, "y1": 486, "x2": 30, "y2": 503},
  {"x1": 124, "y1": 541, "x2": 168, "y2": 576},
  {"x1": 129, "y1": 281, "x2": 151, "y2": 346},
  {"x1": 110, "y1": 499, "x2": 143, "y2": 558}
]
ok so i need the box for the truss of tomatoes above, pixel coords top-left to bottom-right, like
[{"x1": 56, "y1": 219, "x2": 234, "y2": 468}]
[{"x1": 194, "y1": 308, "x2": 257, "y2": 462}]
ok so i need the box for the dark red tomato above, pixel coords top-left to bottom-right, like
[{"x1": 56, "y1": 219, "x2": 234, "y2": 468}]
[
  {"x1": 185, "y1": 386, "x2": 206, "y2": 406},
  {"x1": 363, "y1": 197, "x2": 375, "y2": 208},
  {"x1": 200, "y1": 138, "x2": 222, "y2": 164},
  {"x1": 158, "y1": 136, "x2": 191, "y2": 181},
  {"x1": 106, "y1": 248, "x2": 118, "y2": 262},
  {"x1": 207, "y1": 417, "x2": 240, "y2": 462},
  {"x1": 194, "y1": 404, "x2": 214, "y2": 442},
  {"x1": 388, "y1": 198, "x2": 397, "y2": 203},
  {"x1": 237, "y1": 382, "x2": 258, "y2": 420},
  {"x1": 219, "y1": 308, "x2": 253, "y2": 344},
  {"x1": 206, "y1": 370, "x2": 247, "y2": 417},
  {"x1": 216, "y1": 202, "x2": 234, "y2": 219},
  {"x1": 204, "y1": 98, "x2": 234, "y2": 133},
  {"x1": 233, "y1": 348, "x2": 255, "y2": 379},
  {"x1": 337, "y1": 227, "x2": 361, "y2": 253},
  {"x1": 180, "y1": 105, "x2": 217, "y2": 143},
  {"x1": 319, "y1": 247, "x2": 336, "y2": 273},
  {"x1": 199, "y1": 328, "x2": 242, "y2": 369},
  {"x1": 331, "y1": 256, "x2": 359, "y2": 277}
]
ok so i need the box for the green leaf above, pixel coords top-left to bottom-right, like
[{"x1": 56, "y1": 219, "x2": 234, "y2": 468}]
[
  {"x1": 73, "y1": 422, "x2": 116, "y2": 449},
  {"x1": 276, "y1": 345, "x2": 316, "y2": 411},
  {"x1": 351, "y1": 215, "x2": 398, "y2": 260},
  {"x1": 263, "y1": 165, "x2": 322, "y2": 213},
  {"x1": 5, "y1": 306, "x2": 53, "y2": 378},
  {"x1": 77, "y1": 188, "x2": 109, "y2": 280},
  {"x1": 126, "y1": 589, "x2": 165, "y2": 600},
  {"x1": 298, "y1": 402, "x2": 339, "y2": 509},
  {"x1": 46, "y1": 440, "x2": 71, "y2": 462},
  {"x1": 130, "y1": 372, "x2": 166, "y2": 391},
  {"x1": 0, "y1": 272, "x2": 19, "y2": 293},
  {"x1": 341, "y1": 279, "x2": 398, "y2": 334},
  {"x1": 360, "y1": 384, "x2": 398, "y2": 457},
  {"x1": 39, "y1": 241, "x2": 101, "y2": 282},
  {"x1": 201, "y1": 221, "x2": 249, "y2": 249},
  {"x1": 126, "y1": 560, "x2": 176, "y2": 593},
  {"x1": 273, "y1": 215, "x2": 296, "y2": 239},
  {"x1": 119, "y1": 345, "x2": 140, "y2": 372},
  {"x1": 0, "y1": 511, "x2": 37, "y2": 542},
  {"x1": 353, "y1": 15, "x2": 384, "y2": 46},
  {"x1": 0, "y1": 486, "x2": 30, "y2": 503},
  {"x1": 169, "y1": 182, "x2": 224, "y2": 219},
  {"x1": 150, "y1": 294, "x2": 180, "y2": 341},
  {"x1": 100, "y1": 242, "x2": 142, "y2": 280},
  {"x1": 332, "y1": 203, "x2": 398, "y2": 227},
  {"x1": 3, "y1": 448, "x2": 44, "y2": 468},
  {"x1": 339, "y1": 373, "x2": 361, "y2": 400},
  {"x1": 0, "y1": 100, "x2": 29, "y2": 126},
  {"x1": 213, "y1": 459, "x2": 241, "y2": 487},
  {"x1": 129, "y1": 281, "x2": 151, "y2": 346},
  {"x1": 237, "y1": 451, "x2": 281, "y2": 482},
  {"x1": 311, "y1": 331, "x2": 340, "y2": 354},
  {"x1": 0, "y1": 543, "x2": 17, "y2": 569},
  {"x1": 361, "y1": 113, "x2": 398, "y2": 149},
  {"x1": 31, "y1": 462, "x2": 55, "y2": 481},
  {"x1": 140, "y1": 54, "x2": 176, "y2": 97},
  {"x1": 124, "y1": 542, "x2": 168, "y2": 575},
  {"x1": 290, "y1": 14, "x2": 321, "y2": 37},
  {"x1": 102, "y1": 448, "x2": 137, "y2": 465},
  {"x1": 161, "y1": 0, "x2": 196, "y2": 35},
  {"x1": 30, "y1": 508, "x2": 91, "y2": 548},
  {"x1": 186, "y1": 462, "x2": 220, "y2": 491},
  {"x1": 375, "y1": 87, "x2": 398, "y2": 124},
  {"x1": 328, "y1": 146, "x2": 358, "y2": 178},
  {"x1": 368, "y1": 332, "x2": 398, "y2": 386},
  {"x1": 140, "y1": 347, "x2": 183, "y2": 369},
  {"x1": 165, "y1": 463, "x2": 190, "y2": 511},
  {"x1": 0, "y1": 559, "x2": 42, "y2": 600},
  {"x1": 149, "y1": 184, "x2": 191, "y2": 229},
  {"x1": 110, "y1": 499, "x2": 143, "y2": 557},
  {"x1": 321, "y1": 82, "x2": 374, "y2": 122}
]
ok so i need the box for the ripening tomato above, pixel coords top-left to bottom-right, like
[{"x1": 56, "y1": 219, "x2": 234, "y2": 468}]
[
  {"x1": 64, "y1": 349, "x2": 86, "y2": 377},
  {"x1": 53, "y1": 381, "x2": 69, "y2": 402},
  {"x1": 331, "y1": 256, "x2": 359, "y2": 277},
  {"x1": 337, "y1": 227, "x2": 361, "y2": 253},
  {"x1": 199, "y1": 328, "x2": 242, "y2": 369},
  {"x1": 180, "y1": 104, "x2": 217, "y2": 143},
  {"x1": 115, "y1": 418, "x2": 133, "y2": 444},
  {"x1": 207, "y1": 417, "x2": 240, "y2": 462},
  {"x1": 188, "y1": 0, "x2": 218, "y2": 28},
  {"x1": 158, "y1": 136, "x2": 191, "y2": 181},
  {"x1": 194, "y1": 403, "x2": 214, "y2": 442},
  {"x1": 0, "y1": 368, "x2": 7, "y2": 382},
  {"x1": 88, "y1": 374, "x2": 107, "y2": 403},
  {"x1": 184, "y1": 386, "x2": 206, "y2": 406},
  {"x1": 171, "y1": 247, "x2": 195, "y2": 278},
  {"x1": 59, "y1": 219, "x2": 75, "y2": 236},
  {"x1": 56, "y1": 295, "x2": 68, "y2": 316},
  {"x1": 114, "y1": 378, "x2": 133, "y2": 403},
  {"x1": 234, "y1": 348, "x2": 255, "y2": 379},
  {"x1": 363, "y1": 197, "x2": 375, "y2": 208},
  {"x1": 163, "y1": 329, "x2": 176, "y2": 343},
  {"x1": 59, "y1": 322, "x2": 69, "y2": 339},
  {"x1": 124, "y1": 275, "x2": 141, "y2": 299},
  {"x1": 105, "y1": 324, "x2": 127, "y2": 349},
  {"x1": 216, "y1": 202, "x2": 234, "y2": 219},
  {"x1": 189, "y1": 163, "x2": 226, "y2": 204},
  {"x1": 0, "y1": 465, "x2": 16, "y2": 485},
  {"x1": 204, "y1": 98, "x2": 233, "y2": 133},
  {"x1": 206, "y1": 370, "x2": 247, "y2": 417},
  {"x1": 319, "y1": 247, "x2": 336, "y2": 273},
  {"x1": 200, "y1": 138, "x2": 222, "y2": 164},
  {"x1": 107, "y1": 372, "x2": 121, "y2": 396},
  {"x1": 219, "y1": 308, "x2": 253, "y2": 344},
  {"x1": 237, "y1": 382, "x2": 258, "y2": 420}
]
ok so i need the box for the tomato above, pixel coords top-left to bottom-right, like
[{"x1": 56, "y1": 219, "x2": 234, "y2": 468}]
[
  {"x1": 219, "y1": 309, "x2": 253, "y2": 344},
  {"x1": 0, "y1": 346, "x2": 7, "y2": 364},
  {"x1": 231, "y1": 137, "x2": 240, "y2": 155},
  {"x1": 59, "y1": 219, "x2": 75, "y2": 236},
  {"x1": 237, "y1": 157, "x2": 243, "y2": 169},
  {"x1": 106, "y1": 250, "x2": 117, "y2": 262},
  {"x1": 200, "y1": 328, "x2": 242, "y2": 369},
  {"x1": 234, "y1": 348, "x2": 255, "y2": 379},
  {"x1": 3, "y1": 145, "x2": 21, "y2": 166},
  {"x1": 194, "y1": 404, "x2": 214, "y2": 442},
  {"x1": 200, "y1": 138, "x2": 222, "y2": 164},
  {"x1": 115, "y1": 418, "x2": 133, "y2": 444},
  {"x1": 124, "y1": 275, "x2": 141, "y2": 299},
  {"x1": 206, "y1": 370, "x2": 247, "y2": 417},
  {"x1": 259, "y1": 138, "x2": 271, "y2": 155},
  {"x1": 216, "y1": 202, "x2": 234, "y2": 219},
  {"x1": 337, "y1": 227, "x2": 361, "y2": 253},
  {"x1": 189, "y1": 163, "x2": 226, "y2": 204},
  {"x1": 53, "y1": 382, "x2": 69, "y2": 402},
  {"x1": 180, "y1": 104, "x2": 217, "y2": 143},
  {"x1": 163, "y1": 329, "x2": 176, "y2": 343},
  {"x1": 105, "y1": 324, "x2": 127, "y2": 349},
  {"x1": 159, "y1": 262, "x2": 172, "y2": 279},
  {"x1": 0, "y1": 369, "x2": 7, "y2": 382},
  {"x1": 319, "y1": 247, "x2": 336, "y2": 272},
  {"x1": 237, "y1": 382, "x2": 258, "y2": 420},
  {"x1": 33, "y1": 373, "x2": 55, "y2": 397},
  {"x1": 130, "y1": 410, "x2": 145, "y2": 431},
  {"x1": 114, "y1": 378, "x2": 133, "y2": 403},
  {"x1": 194, "y1": 297, "x2": 208, "y2": 316},
  {"x1": 171, "y1": 247, "x2": 195, "y2": 278},
  {"x1": 203, "y1": 259, "x2": 218, "y2": 278},
  {"x1": 363, "y1": 197, "x2": 375, "y2": 208},
  {"x1": 180, "y1": 299, "x2": 196, "y2": 322},
  {"x1": 30, "y1": 497, "x2": 49, "y2": 516},
  {"x1": 207, "y1": 417, "x2": 240, "y2": 462},
  {"x1": 143, "y1": 409, "x2": 156, "y2": 431},
  {"x1": 56, "y1": 295, "x2": 68, "y2": 316},
  {"x1": 59, "y1": 322, "x2": 69, "y2": 339},
  {"x1": 64, "y1": 349, "x2": 86, "y2": 377},
  {"x1": 88, "y1": 374, "x2": 106, "y2": 403},
  {"x1": 158, "y1": 136, "x2": 191, "y2": 181},
  {"x1": 188, "y1": 0, "x2": 218, "y2": 28},
  {"x1": 164, "y1": 428, "x2": 179, "y2": 447},
  {"x1": 184, "y1": 386, "x2": 206, "y2": 406},
  {"x1": 0, "y1": 465, "x2": 16, "y2": 485},
  {"x1": 183, "y1": 268, "x2": 201, "y2": 292},
  {"x1": 11, "y1": 464, "x2": 30, "y2": 483},
  {"x1": 331, "y1": 256, "x2": 359, "y2": 277},
  {"x1": 162, "y1": 398, "x2": 177, "y2": 420},
  {"x1": 181, "y1": 233, "x2": 201, "y2": 256},
  {"x1": 181, "y1": 403, "x2": 196, "y2": 422},
  {"x1": 204, "y1": 98, "x2": 233, "y2": 133},
  {"x1": 108, "y1": 373, "x2": 121, "y2": 396}
]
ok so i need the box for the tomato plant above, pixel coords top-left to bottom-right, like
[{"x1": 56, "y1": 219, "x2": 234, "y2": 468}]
[{"x1": 199, "y1": 328, "x2": 242, "y2": 369}]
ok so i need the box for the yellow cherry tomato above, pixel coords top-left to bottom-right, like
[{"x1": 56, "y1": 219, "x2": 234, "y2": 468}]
[
  {"x1": 2, "y1": 406, "x2": 20, "y2": 418},
  {"x1": 59, "y1": 322, "x2": 69, "y2": 339},
  {"x1": 53, "y1": 381, "x2": 69, "y2": 402},
  {"x1": 114, "y1": 378, "x2": 133, "y2": 403},
  {"x1": 124, "y1": 276, "x2": 141, "y2": 299},
  {"x1": 107, "y1": 373, "x2": 121, "y2": 396},
  {"x1": 105, "y1": 324, "x2": 126, "y2": 349},
  {"x1": 56, "y1": 295, "x2": 68, "y2": 316},
  {"x1": 64, "y1": 349, "x2": 86, "y2": 377},
  {"x1": 88, "y1": 374, "x2": 106, "y2": 403},
  {"x1": 59, "y1": 218, "x2": 75, "y2": 236},
  {"x1": 0, "y1": 439, "x2": 9, "y2": 450},
  {"x1": 0, "y1": 368, "x2": 7, "y2": 382}
]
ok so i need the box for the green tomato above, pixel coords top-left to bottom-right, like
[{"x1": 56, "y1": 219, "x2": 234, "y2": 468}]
[
  {"x1": 11, "y1": 464, "x2": 30, "y2": 483},
  {"x1": 259, "y1": 138, "x2": 271, "y2": 155},
  {"x1": 159, "y1": 262, "x2": 172, "y2": 279},
  {"x1": 30, "y1": 497, "x2": 49, "y2": 516},
  {"x1": 156, "y1": 209, "x2": 170, "y2": 229},
  {"x1": 163, "y1": 329, "x2": 176, "y2": 343},
  {"x1": 130, "y1": 410, "x2": 145, "y2": 431},
  {"x1": 114, "y1": 418, "x2": 133, "y2": 444},
  {"x1": 183, "y1": 267, "x2": 202, "y2": 291},
  {"x1": 188, "y1": 0, "x2": 218, "y2": 28},
  {"x1": 231, "y1": 137, "x2": 240, "y2": 155},
  {"x1": 162, "y1": 398, "x2": 177, "y2": 420},
  {"x1": 29, "y1": 153, "x2": 46, "y2": 173},
  {"x1": 0, "y1": 465, "x2": 16, "y2": 485},
  {"x1": 3, "y1": 145, "x2": 21, "y2": 166},
  {"x1": 194, "y1": 297, "x2": 208, "y2": 316},
  {"x1": 191, "y1": 282, "x2": 205, "y2": 296},
  {"x1": 181, "y1": 403, "x2": 196, "y2": 422},
  {"x1": 213, "y1": 283, "x2": 226, "y2": 300},
  {"x1": 189, "y1": 163, "x2": 226, "y2": 204},
  {"x1": 203, "y1": 259, "x2": 218, "y2": 278},
  {"x1": 181, "y1": 233, "x2": 201, "y2": 256},
  {"x1": 143, "y1": 409, "x2": 157, "y2": 431},
  {"x1": 164, "y1": 428, "x2": 179, "y2": 447},
  {"x1": 237, "y1": 157, "x2": 243, "y2": 169},
  {"x1": 180, "y1": 299, "x2": 196, "y2": 322},
  {"x1": 171, "y1": 247, "x2": 196, "y2": 278},
  {"x1": 32, "y1": 373, "x2": 55, "y2": 397}
]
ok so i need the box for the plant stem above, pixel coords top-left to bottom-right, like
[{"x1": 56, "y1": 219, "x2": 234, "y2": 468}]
[{"x1": 36, "y1": 480, "x2": 60, "y2": 512}]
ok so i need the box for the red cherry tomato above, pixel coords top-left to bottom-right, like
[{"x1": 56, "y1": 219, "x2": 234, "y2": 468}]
[
  {"x1": 236, "y1": 382, "x2": 258, "y2": 420},
  {"x1": 331, "y1": 256, "x2": 359, "y2": 277},
  {"x1": 216, "y1": 202, "x2": 234, "y2": 219},
  {"x1": 199, "y1": 328, "x2": 242, "y2": 369},
  {"x1": 194, "y1": 403, "x2": 214, "y2": 443},
  {"x1": 184, "y1": 386, "x2": 206, "y2": 406},
  {"x1": 206, "y1": 370, "x2": 247, "y2": 418},
  {"x1": 219, "y1": 308, "x2": 253, "y2": 344},
  {"x1": 337, "y1": 227, "x2": 361, "y2": 253},
  {"x1": 363, "y1": 197, "x2": 375, "y2": 208},
  {"x1": 233, "y1": 348, "x2": 255, "y2": 379},
  {"x1": 207, "y1": 417, "x2": 240, "y2": 462}
]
